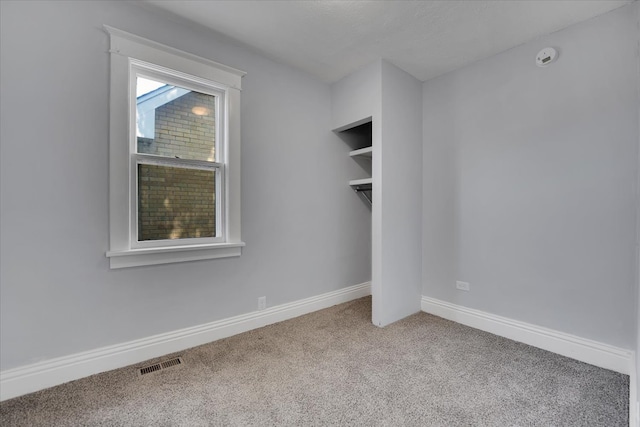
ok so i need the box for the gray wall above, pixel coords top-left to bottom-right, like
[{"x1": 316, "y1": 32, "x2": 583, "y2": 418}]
[
  {"x1": 330, "y1": 61, "x2": 380, "y2": 131},
  {"x1": 636, "y1": 0, "x2": 640, "y2": 416},
  {"x1": 422, "y1": 2, "x2": 639, "y2": 349},
  {"x1": 0, "y1": 0, "x2": 371, "y2": 371}
]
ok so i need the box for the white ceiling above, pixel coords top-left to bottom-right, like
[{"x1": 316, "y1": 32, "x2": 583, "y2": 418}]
[{"x1": 145, "y1": 0, "x2": 632, "y2": 83}]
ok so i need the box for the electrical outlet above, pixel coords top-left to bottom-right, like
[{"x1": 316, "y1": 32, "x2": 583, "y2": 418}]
[
  {"x1": 258, "y1": 296, "x2": 266, "y2": 310},
  {"x1": 456, "y1": 281, "x2": 470, "y2": 291}
]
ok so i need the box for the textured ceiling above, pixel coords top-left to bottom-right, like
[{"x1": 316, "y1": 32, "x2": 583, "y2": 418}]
[{"x1": 144, "y1": 0, "x2": 632, "y2": 83}]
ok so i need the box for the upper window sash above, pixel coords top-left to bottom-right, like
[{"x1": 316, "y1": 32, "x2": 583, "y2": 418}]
[{"x1": 130, "y1": 61, "x2": 227, "y2": 164}]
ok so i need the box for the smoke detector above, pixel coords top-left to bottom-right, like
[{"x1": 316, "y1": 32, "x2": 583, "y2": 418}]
[{"x1": 536, "y1": 48, "x2": 558, "y2": 67}]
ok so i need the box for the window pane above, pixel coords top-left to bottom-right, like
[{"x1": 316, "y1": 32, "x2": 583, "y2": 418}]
[
  {"x1": 138, "y1": 164, "x2": 216, "y2": 241},
  {"x1": 136, "y1": 77, "x2": 216, "y2": 162}
]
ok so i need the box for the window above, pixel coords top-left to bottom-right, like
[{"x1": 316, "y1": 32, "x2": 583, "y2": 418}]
[
  {"x1": 133, "y1": 72, "x2": 222, "y2": 247},
  {"x1": 105, "y1": 26, "x2": 245, "y2": 268}
]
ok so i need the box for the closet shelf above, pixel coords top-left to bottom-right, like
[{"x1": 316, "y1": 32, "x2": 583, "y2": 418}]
[
  {"x1": 349, "y1": 178, "x2": 372, "y2": 186},
  {"x1": 349, "y1": 146, "x2": 372, "y2": 158},
  {"x1": 335, "y1": 119, "x2": 372, "y2": 207}
]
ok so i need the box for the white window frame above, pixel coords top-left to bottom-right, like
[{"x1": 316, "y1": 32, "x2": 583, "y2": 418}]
[
  {"x1": 130, "y1": 62, "x2": 226, "y2": 248},
  {"x1": 105, "y1": 26, "x2": 245, "y2": 269}
]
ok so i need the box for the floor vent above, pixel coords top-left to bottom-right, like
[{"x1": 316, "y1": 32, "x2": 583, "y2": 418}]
[
  {"x1": 161, "y1": 357, "x2": 182, "y2": 369},
  {"x1": 138, "y1": 357, "x2": 183, "y2": 376}
]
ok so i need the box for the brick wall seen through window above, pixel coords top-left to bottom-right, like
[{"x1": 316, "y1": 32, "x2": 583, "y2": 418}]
[{"x1": 136, "y1": 89, "x2": 217, "y2": 241}]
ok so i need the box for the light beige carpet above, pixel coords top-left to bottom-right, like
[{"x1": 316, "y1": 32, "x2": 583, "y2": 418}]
[{"x1": 0, "y1": 296, "x2": 628, "y2": 426}]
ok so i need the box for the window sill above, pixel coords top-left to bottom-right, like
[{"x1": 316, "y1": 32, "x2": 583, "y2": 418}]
[{"x1": 106, "y1": 242, "x2": 245, "y2": 269}]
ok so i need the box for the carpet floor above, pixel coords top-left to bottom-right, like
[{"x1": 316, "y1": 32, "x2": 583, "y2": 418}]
[{"x1": 0, "y1": 296, "x2": 629, "y2": 426}]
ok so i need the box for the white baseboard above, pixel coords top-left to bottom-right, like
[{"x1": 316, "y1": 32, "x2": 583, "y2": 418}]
[
  {"x1": 421, "y1": 296, "x2": 633, "y2": 375},
  {"x1": 0, "y1": 282, "x2": 371, "y2": 401},
  {"x1": 630, "y1": 356, "x2": 638, "y2": 427}
]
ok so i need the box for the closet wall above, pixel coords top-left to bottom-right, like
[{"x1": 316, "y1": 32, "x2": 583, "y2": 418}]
[{"x1": 331, "y1": 60, "x2": 422, "y2": 327}]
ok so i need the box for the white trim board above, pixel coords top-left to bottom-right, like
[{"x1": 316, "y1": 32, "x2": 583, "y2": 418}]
[
  {"x1": 0, "y1": 282, "x2": 371, "y2": 401},
  {"x1": 630, "y1": 354, "x2": 638, "y2": 427},
  {"x1": 421, "y1": 296, "x2": 633, "y2": 375}
]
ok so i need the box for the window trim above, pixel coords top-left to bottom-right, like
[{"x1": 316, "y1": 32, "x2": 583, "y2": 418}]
[{"x1": 104, "y1": 26, "x2": 245, "y2": 269}]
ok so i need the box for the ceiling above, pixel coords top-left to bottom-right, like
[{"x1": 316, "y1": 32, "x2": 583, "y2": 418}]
[{"x1": 144, "y1": 0, "x2": 632, "y2": 83}]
